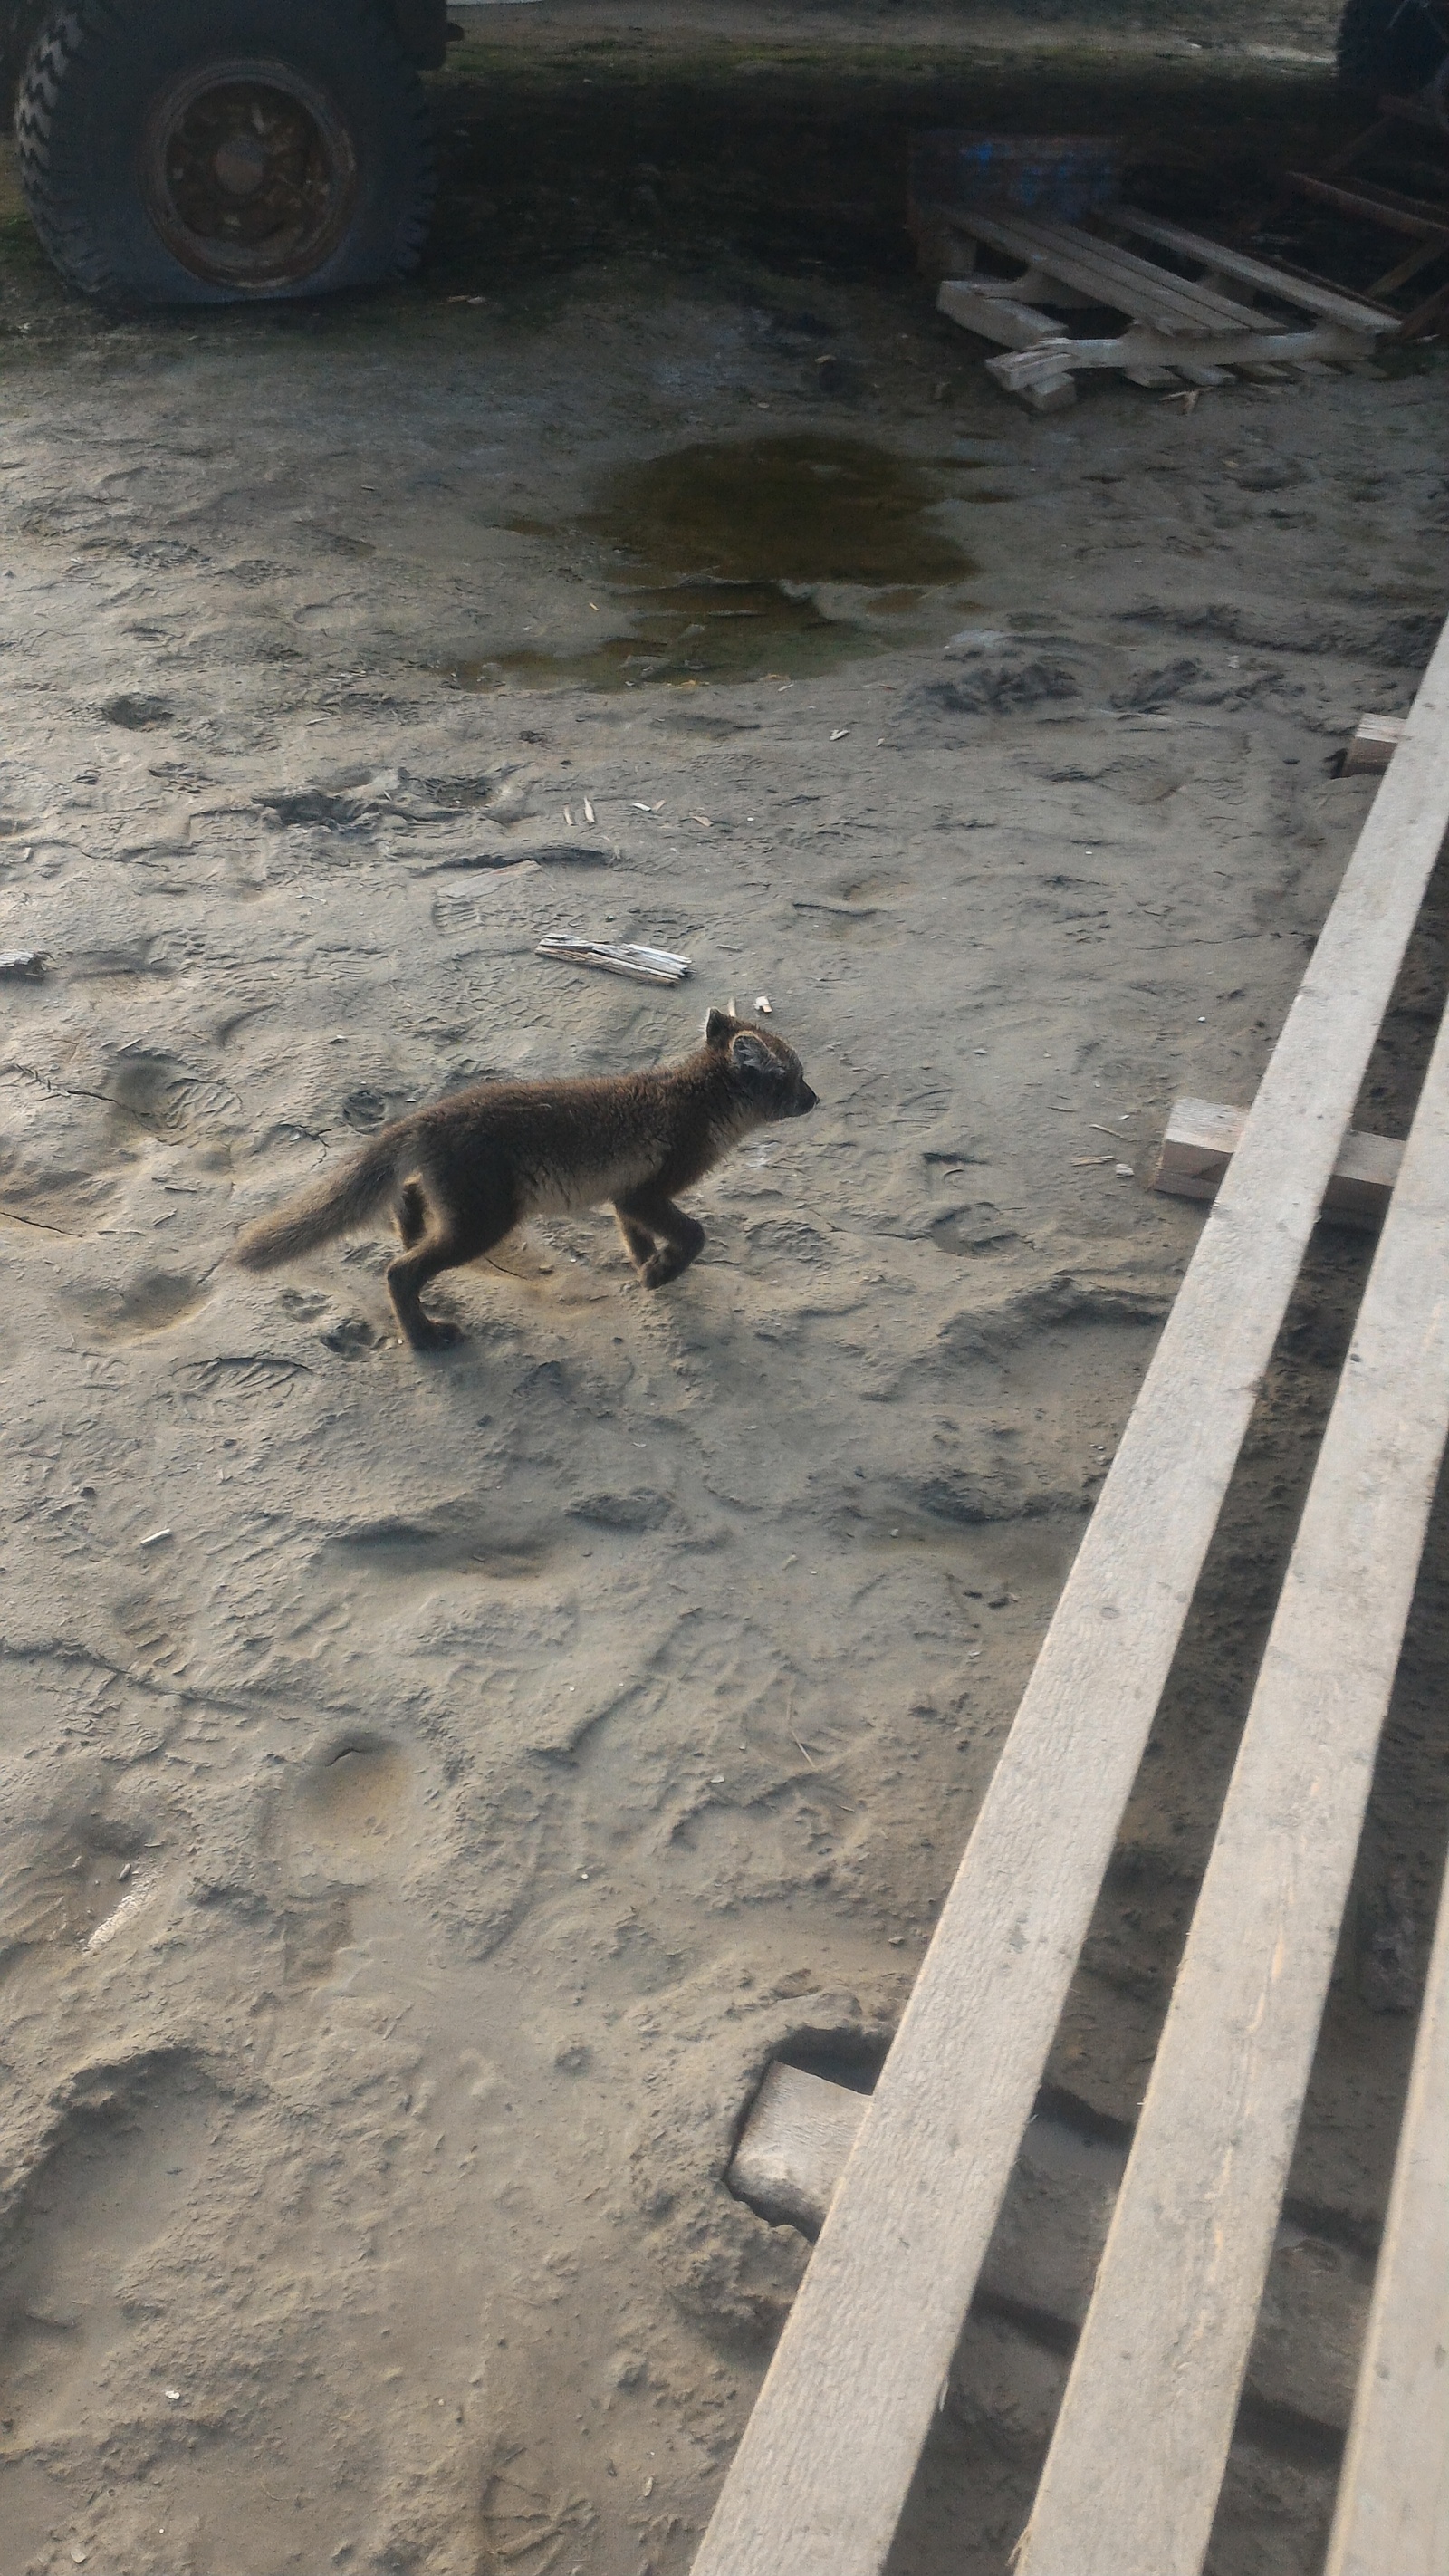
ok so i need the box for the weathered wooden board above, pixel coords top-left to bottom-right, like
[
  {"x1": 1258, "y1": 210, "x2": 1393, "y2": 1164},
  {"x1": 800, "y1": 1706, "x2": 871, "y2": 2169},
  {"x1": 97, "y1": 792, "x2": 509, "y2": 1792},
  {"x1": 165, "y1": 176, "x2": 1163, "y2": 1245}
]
[
  {"x1": 1108, "y1": 206, "x2": 1401, "y2": 334},
  {"x1": 975, "y1": 317, "x2": 1378, "y2": 409},
  {"x1": 944, "y1": 207, "x2": 1277, "y2": 333},
  {"x1": 688, "y1": 610, "x2": 1449, "y2": 2576},
  {"x1": 1323, "y1": 1840, "x2": 1449, "y2": 2576},
  {"x1": 1152, "y1": 1096, "x2": 1403, "y2": 1226},
  {"x1": 1017, "y1": 964, "x2": 1449, "y2": 2576}
]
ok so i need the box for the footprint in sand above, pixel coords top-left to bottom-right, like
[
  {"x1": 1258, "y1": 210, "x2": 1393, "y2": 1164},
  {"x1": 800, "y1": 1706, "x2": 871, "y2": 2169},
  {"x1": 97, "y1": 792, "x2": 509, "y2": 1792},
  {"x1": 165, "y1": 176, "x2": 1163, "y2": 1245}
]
[
  {"x1": 282, "y1": 1737, "x2": 414, "y2": 1888},
  {"x1": 63, "y1": 1267, "x2": 213, "y2": 1339},
  {"x1": 0, "y1": 1817, "x2": 155, "y2": 1966},
  {"x1": 0, "y1": 2054, "x2": 216, "y2": 2442}
]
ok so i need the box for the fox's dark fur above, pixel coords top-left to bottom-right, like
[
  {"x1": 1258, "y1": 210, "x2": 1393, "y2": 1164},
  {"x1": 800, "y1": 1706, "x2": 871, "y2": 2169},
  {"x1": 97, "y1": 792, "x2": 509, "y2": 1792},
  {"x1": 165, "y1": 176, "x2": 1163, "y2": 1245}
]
[{"x1": 232, "y1": 1010, "x2": 817, "y2": 1351}]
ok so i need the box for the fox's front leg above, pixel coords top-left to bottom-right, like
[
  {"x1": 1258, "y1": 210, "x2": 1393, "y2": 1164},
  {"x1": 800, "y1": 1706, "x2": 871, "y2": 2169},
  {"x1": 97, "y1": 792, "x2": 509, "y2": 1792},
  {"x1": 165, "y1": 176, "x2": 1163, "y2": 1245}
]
[
  {"x1": 616, "y1": 1190, "x2": 705, "y2": 1289},
  {"x1": 614, "y1": 1205, "x2": 657, "y2": 1275}
]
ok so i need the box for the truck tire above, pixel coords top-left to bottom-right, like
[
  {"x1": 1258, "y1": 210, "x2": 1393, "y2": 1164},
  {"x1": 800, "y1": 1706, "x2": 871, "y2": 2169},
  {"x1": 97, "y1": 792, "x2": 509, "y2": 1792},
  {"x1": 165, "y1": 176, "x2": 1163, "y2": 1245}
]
[
  {"x1": 15, "y1": 0, "x2": 436, "y2": 303},
  {"x1": 1336, "y1": 0, "x2": 1449, "y2": 90}
]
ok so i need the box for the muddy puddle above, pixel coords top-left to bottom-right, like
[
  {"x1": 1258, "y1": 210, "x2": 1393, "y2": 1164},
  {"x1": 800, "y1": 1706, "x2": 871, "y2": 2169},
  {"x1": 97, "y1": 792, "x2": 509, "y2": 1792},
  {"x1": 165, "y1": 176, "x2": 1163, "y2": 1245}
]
[{"x1": 443, "y1": 433, "x2": 979, "y2": 690}]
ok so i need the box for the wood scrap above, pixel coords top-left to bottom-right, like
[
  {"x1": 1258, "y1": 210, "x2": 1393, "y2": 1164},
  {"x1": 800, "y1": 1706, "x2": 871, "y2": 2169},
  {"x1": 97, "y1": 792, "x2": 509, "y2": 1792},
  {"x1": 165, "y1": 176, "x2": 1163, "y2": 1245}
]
[
  {"x1": 1343, "y1": 712, "x2": 1407, "y2": 774},
  {"x1": 535, "y1": 934, "x2": 690, "y2": 985}
]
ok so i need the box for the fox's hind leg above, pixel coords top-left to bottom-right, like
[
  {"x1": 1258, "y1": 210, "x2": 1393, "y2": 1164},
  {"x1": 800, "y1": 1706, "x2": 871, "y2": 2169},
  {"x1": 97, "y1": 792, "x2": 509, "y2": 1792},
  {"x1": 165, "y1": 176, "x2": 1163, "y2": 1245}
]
[
  {"x1": 385, "y1": 1199, "x2": 513, "y2": 1352},
  {"x1": 395, "y1": 1177, "x2": 428, "y2": 1247}
]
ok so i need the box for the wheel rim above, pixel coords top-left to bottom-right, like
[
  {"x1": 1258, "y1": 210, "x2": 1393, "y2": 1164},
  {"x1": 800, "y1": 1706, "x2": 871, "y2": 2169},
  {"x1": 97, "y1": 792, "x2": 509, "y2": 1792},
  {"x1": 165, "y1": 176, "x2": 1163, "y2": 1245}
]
[{"x1": 139, "y1": 58, "x2": 358, "y2": 290}]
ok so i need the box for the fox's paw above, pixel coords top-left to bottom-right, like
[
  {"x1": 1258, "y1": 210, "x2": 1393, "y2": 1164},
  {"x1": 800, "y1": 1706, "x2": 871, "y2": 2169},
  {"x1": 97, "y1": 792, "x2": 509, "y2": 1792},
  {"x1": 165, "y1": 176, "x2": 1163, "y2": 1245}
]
[
  {"x1": 407, "y1": 1315, "x2": 463, "y2": 1351},
  {"x1": 640, "y1": 1251, "x2": 686, "y2": 1290}
]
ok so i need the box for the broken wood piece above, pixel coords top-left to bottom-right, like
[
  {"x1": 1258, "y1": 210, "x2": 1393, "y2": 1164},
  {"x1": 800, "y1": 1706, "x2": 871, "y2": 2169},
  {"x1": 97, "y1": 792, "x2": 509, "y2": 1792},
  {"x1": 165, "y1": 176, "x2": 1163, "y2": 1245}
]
[
  {"x1": 0, "y1": 949, "x2": 51, "y2": 980},
  {"x1": 1343, "y1": 712, "x2": 1406, "y2": 774},
  {"x1": 1152, "y1": 1098, "x2": 1401, "y2": 1227},
  {"x1": 983, "y1": 341, "x2": 1078, "y2": 411},
  {"x1": 534, "y1": 934, "x2": 690, "y2": 985}
]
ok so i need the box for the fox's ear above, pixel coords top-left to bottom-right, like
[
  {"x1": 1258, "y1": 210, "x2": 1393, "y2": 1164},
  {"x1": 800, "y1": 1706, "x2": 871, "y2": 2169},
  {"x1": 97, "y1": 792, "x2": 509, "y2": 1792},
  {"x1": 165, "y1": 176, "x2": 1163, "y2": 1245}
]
[
  {"x1": 730, "y1": 1030, "x2": 779, "y2": 1080},
  {"x1": 704, "y1": 1008, "x2": 734, "y2": 1049}
]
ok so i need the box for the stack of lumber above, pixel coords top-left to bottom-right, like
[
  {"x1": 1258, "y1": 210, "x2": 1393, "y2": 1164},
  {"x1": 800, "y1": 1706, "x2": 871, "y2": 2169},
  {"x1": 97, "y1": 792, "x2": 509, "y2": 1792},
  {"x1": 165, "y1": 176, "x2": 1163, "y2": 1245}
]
[{"x1": 689, "y1": 612, "x2": 1449, "y2": 2576}]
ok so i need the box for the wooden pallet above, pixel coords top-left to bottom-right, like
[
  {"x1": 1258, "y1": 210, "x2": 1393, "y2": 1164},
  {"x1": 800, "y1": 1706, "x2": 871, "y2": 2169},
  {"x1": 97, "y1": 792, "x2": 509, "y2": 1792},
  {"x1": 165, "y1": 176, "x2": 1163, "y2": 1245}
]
[
  {"x1": 927, "y1": 203, "x2": 1399, "y2": 409},
  {"x1": 689, "y1": 610, "x2": 1449, "y2": 2576}
]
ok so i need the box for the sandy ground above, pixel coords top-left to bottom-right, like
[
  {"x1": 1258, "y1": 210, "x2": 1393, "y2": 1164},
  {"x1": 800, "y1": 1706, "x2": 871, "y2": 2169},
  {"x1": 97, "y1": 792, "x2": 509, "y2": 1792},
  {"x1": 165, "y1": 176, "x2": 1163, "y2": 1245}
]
[{"x1": 2, "y1": 5, "x2": 1449, "y2": 2571}]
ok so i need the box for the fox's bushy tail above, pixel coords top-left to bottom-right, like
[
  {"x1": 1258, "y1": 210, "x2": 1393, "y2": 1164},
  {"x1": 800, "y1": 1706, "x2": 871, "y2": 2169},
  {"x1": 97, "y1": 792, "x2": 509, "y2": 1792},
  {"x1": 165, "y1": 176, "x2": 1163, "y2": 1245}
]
[{"x1": 232, "y1": 1139, "x2": 398, "y2": 1273}]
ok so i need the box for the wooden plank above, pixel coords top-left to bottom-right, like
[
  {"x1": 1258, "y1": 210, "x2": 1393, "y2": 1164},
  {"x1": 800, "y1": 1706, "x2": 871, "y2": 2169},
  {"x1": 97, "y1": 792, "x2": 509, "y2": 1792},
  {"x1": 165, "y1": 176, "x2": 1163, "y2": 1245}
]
[
  {"x1": 1403, "y1": 274, "x2": 1449, "y2": 339},
  {"x1": 689, "y1": 615, "x2": 1449, "y2": 2576},
  {"x1": 976, "y1": 319, "x2": 1383, "y2": 401},
  {"x1": 1323, "y1": 1840, "x2": 1449, "y2": 2576},
  {"x1": 952, "y1": 207, "x2": 1276, "y2": 335},
  {"x1": 993, "y1": 214, "x2": 1277, "y2": 333},
  {"x1": 1345, "y1": 712, "x2": 1407, "y2": 774},
  {"x1": 1372, "y1": 232, "x2": 1449, "y2": 297},
  {"x1": 1108, "y1": 206, "x2": 1401, "y2": 332},
  {"x1": 1059, "y1": 324, "x2": 1376, "y2": 370},
  {"x1": 1153, "y1": 1097, "x2": 1403, "y2": 1225},
  {"x1": 1018, "y1": 972, "x2": 1449, "y2": 2576},
  {"x1": 933, "y1": 281, "x2": 1060, "y2": 351},
  {"x1": 1289, "y1": 169, "x2": 1449, "y2": 240}
]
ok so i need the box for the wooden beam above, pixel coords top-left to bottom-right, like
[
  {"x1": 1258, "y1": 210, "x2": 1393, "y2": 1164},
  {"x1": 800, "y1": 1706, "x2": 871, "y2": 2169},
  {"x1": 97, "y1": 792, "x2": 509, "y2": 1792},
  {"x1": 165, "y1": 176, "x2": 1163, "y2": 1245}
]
[
  {"x1": 1153, "y1": 1097, "x2": 1403, "y2": 1226},
  {"x1": 730, "y1": 2062, "x2": 866, "y2": 2236},
  {"x1": 689, "y1": 614, "x2": 1449, "y2": 2576},
  {"x1": 1288, "y1": 169, "x2": 1449, "y2": 242},
  {"x1": 728, "y1": 2063, "x2": 1371, "y2": 2430},
  {"x1": 1018, "y1": 962, "x2": 1449, "y2": 2576},
  {"x1": 1344, "y1": 712, "x2": 1407, "y2": 775},
  {"x1": 1323, "y1": 1841, "x2": 1449, "y2": 2576},
  {"x1": 976, "y1": 318, "x2": 1375, "y2": 408}
]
